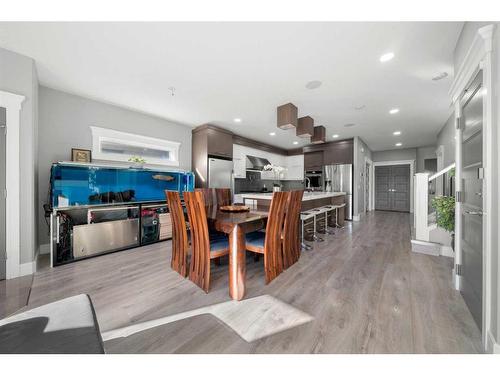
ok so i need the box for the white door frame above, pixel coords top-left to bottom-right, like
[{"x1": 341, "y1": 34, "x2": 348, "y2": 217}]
[
  {"x1": 364, "y1": 157, "x2": 374, "y2": 211},
  {"x1": 0, "y1": 90, "x2": 25, "y2": 279},
  {"x1": 448, "y1": 24, "x2": 495, "y2": 351},
  {"x1": 373, "y1": 160, "x2": 415, "y2": 213}
]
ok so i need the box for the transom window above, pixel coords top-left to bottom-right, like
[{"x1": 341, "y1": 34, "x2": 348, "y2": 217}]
[{"x1": 90, "y1": 126, "x2": 181, "y2": 167}]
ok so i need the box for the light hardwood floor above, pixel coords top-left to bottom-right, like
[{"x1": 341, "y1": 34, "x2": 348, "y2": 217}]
[{"x1": 1, "y1": 211, "x2": 483, "y2": 353}]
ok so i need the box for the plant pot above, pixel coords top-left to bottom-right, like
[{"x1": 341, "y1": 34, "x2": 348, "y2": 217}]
[{"x1": 130, "y1": 162, "x2": 145, "y2": 169}]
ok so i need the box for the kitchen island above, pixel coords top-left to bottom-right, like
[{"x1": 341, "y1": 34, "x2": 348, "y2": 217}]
[{"x1": 239, "y1": 191, "x2": 347, "y2": 225}]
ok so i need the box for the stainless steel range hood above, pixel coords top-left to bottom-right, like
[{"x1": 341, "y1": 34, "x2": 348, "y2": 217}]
[{"x1": 246, "y1": 155, "x2": 271, "y2": 171}]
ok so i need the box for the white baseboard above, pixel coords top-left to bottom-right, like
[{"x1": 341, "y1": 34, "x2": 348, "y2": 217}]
[
  {"x1": 440, "y1": 245, "x2": 454, "y2": 258},
  {"x1": 19, "y1": 260, "x2": 36, "y2": 277},
  {"x1": 39, "y1": 243, "x2": 50, "y2": 255},
  {"x1": 487, "y1": 331, "x2": 500, "y2": 354}
]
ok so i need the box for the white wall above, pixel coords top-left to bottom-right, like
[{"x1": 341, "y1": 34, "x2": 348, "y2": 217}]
[
  {"x1": 0, "y1": 47, "x2": 38, "y2": 266},
  {"x1": 37, "y1": 86, "x2": 193, "y2": 247},
  {"x1": 436, "y1": 113, "x2": 456, "y2": 168}
]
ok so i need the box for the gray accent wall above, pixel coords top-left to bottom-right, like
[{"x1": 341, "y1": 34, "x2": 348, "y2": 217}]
[
  {"x1": 37, "y1": 86, "x2": 193, "y2": 246},
  {"x1": 0, "y1": 47, "x2": 38, "y2": 265}
]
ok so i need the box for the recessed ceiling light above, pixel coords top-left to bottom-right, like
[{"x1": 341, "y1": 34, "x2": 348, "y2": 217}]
[
  {"x1": 332, "y1": 134, "x2": 339, "y2": 138},
  {"x1": 395, "y1": 142, "x2": 402, "y2": 147},
  {"x1": 269, "y1": 132, "x2": 276, "y2": 136},
  {"x1": 344, "y1": 123, "x2": 356, "y2": 128},
  {"x1": 389, "y1": 108, "x2": 399, "y2": 115},
  {"x1": 233, "y1": 118, "x2": 242, "y2": 123},
  {"x1": 305, "y1": 80, "x2": 322, "y2": 89},
  {"x1": 393, "y1": 131, "x2": 401, "y2": 135},
  {"x1": 380, "y1": 52, "x2": 395, "y2": 62},
  {"x1": 293, "y1": 141, "x2": 299, "y2": 145}
]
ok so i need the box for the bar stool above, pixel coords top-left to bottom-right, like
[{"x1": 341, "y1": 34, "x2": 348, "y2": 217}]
[
  {"x1": 321, "y1": 205, "x2": 336, "y2": 234},
  {"x1": 303, "y1": 209, "x2": 324, "y2": 242},
  {"x1": 334, "y1": 203, "x2": 346, "y2": 228},
  {"x1": 299, "y1": 211, "x2": 315, "y2": 250},
  {"x1": 308, "y1": 207, "x2": 331, "y2": 236}
]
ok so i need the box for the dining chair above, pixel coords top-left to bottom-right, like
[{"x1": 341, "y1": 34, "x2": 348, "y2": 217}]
[
  {"x1": 215, "y1": 188, "x2": 232, "y2": 206},
  {"x1": 165, "y1": 191, "x2": 189, "y2": 277},
  {"x1": 282, "y1": 190, "x2": 304, "y2": 269},
  {"x1": 245, "y1": 191, "x2": 290, "y2": 284},
  {"x1": 183, "y1": 191, "x2": 230, "y2": 292},
  {"x1": 195, "y1": 188, "x2": 216, "y2": 206}
]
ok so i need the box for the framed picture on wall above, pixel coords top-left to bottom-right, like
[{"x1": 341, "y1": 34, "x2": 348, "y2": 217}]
[{"x1": 71, "y1": 148, "x2": 92, "y2": 163}]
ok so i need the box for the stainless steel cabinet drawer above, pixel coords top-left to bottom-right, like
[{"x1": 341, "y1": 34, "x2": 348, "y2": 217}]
[{"x1": 73, "y1": 219, "x2": 139, "y2": 258}]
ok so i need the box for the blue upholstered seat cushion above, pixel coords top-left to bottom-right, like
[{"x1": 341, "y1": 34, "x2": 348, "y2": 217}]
[
  {"x1": 210, "y1": 236, "x2": 229, "y2": 252},
  {"x1": 245, "y1": 231, "x2": 265, "y2": 248}
]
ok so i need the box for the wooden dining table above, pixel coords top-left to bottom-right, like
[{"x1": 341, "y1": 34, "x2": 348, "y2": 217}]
[{"x1": 205, "y1": 205, "x2": 268, "y2": 301}]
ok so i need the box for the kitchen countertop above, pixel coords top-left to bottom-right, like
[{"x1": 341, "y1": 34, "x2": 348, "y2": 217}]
[{"x1": 239, "y1": 191, "x2": 346, "y2": 201}]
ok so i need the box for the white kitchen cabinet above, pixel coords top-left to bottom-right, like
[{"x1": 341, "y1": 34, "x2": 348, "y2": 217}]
[
  {"x1": 285, "y1": 154, "x2": 304, "y2": 180},
  {"x1": 232, "y1": 144, "x2": 247, "y2": 178}
]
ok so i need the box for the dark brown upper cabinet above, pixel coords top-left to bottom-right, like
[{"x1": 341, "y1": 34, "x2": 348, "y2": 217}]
[
  {"x1": 192, "y1": 125, "x2": 234, "y2": 188},
  {"x1": 277, "y1": 103, "x2": 298, "y2": 130},
  {"x1": 206, "y1": 127, "x2": 233, "y2": 158},
  {"x1": 323, "y1": 140, "x2": 353, "y2": 165},
  {"x1": 311, "y1": 126, "x2": 326, "y2": 144},
  {"x1": 296, "y1": 116, "x2": 314, "y2": 138},
  {"x1": 304, "y1": 151, "x2": 324, "y2": 170}
]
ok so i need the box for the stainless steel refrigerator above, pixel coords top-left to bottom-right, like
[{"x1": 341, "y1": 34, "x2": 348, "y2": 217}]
[
  {"x1": 208, "y1": 157, "x2": 234, "y2": 189},
  {"x1": 324, "y1": 164, "x2": 353, "y2": 220}
]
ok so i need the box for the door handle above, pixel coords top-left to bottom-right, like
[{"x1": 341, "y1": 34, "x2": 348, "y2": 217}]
[{"x1": 464, "y1": 210, "x2": 483, "y2": 216}]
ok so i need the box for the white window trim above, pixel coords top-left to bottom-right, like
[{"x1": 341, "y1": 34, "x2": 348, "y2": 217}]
[{"x1": 90, "y1": 126, "x2": 181, "y2": 167}]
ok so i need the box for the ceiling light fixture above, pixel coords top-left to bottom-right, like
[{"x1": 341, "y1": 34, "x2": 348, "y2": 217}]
[
  {"x1": 389, "y1": 108, "x2": 400, "y2": 115},
  {"x1": 380, "y1": 52, "x2": 395, "y2": 62},
  {"x1": 269, "y1": 132, "x2": 276, "y2": 136},
  {"x1": 393, "y1": 131, "x2": 401, "y2": 135},
  {"x1": 305, "y1": 80, "x2": 322, "y2": 89},
  {"x1": 332, "y1": 134, "x2": 339, "y2": 138},
  {"x1": 233, "y1": 118, "x2": 242, "y2": 123},
  {"x1": 395, "y1": 142, "x2": 402, "y2": 147},
  {"x1": 293, "y1": 141, "x2": 299, "y2": 145},
  {"x1": 432, "y1": 72, "x2": 449, "y2": 81}
]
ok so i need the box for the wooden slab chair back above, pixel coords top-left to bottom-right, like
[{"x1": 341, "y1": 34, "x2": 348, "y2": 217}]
[
  {"x1": 282, "y1": 190, "x2": 304, "y2": 269},
  {"x1": 246, "y1": 191, "x2": 290, "y2": 284},
  {"x1": 195, "y1": 188, "x2": 216, "y2": 207},
  {"x1": 184, "y1": 191, "x2": 229, "y2": 292},
  {"x1": 165, "y1": 190, "x2": 189, "y2": 277},
  {"x1": 216, "y1": 188, "x2": 232, "y2": 206}
]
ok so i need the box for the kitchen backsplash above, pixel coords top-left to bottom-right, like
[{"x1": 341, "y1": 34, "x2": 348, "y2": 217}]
[{"x1": 234, "y1": 178, "x2": 304, "y2": 193}]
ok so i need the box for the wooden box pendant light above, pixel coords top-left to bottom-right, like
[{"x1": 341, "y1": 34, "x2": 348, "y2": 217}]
[
  {"x1": 277, "y1": 103, "x2": 298, "y2": 130},
  {"x1": 296, "y1": 116, "x2": 314, "y2": 138},
  {"x1": 311, "y1": 126, "x2": 326, "y2": 144}
]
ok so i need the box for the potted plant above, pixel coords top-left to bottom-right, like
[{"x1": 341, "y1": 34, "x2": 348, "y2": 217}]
[
  {"x1": 431, "y1": 195, "x2": 456, "y2": 250},
  {"x1": 128, "y1": 155, "x2": 147, "y2": 168},
  {"x1": 263, "y1": 164, "x2": 286, "y2": 192}
]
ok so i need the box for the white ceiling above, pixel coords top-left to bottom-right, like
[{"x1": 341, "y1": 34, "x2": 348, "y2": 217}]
[{"x1": 0, "y1": 22, "x2": 463, "y2": 151}]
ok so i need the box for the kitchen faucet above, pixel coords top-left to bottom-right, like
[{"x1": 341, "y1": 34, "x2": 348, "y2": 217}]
[{"x1": 304, "y1": 177, "x2": 312, "y2": 191}]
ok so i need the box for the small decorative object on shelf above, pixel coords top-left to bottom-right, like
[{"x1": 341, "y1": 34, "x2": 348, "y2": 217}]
[
  {"x1": 263, "y1": 164, "x2": 286, "y2": 192},
  {"x1": 432, "y1": 195, "x2": 455, "y2": 250},
  {"x1": 71, "y1": 148, "x2": 92, "y2": 163},
  {"x1": 128, "y1": 155, "x2": 147, "y2": 168}
]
